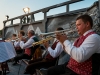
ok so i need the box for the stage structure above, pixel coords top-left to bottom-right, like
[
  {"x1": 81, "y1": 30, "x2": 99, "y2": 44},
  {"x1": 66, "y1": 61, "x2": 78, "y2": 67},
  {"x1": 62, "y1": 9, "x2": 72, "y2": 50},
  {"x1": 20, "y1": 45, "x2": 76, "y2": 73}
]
[{"x1": 2, "y1": 0, "x2": 100, "y2": 41}]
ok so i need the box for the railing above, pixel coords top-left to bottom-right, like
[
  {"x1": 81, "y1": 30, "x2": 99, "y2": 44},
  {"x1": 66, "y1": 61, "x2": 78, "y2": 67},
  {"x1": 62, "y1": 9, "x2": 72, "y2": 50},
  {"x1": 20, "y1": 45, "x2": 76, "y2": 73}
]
[
  {"x1": 2, "y1": 0, "x2": 84, "y2": 40},
  {"x1": 3, "y1": 0, "x2": 83, "y2": 26}
]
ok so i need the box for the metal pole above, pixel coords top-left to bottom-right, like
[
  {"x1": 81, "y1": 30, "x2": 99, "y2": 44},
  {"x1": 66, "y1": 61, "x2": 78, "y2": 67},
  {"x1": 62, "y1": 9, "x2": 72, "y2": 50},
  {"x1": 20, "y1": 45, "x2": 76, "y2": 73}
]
[
  {"x1": 98, "y1": 0, "x2": 100, "y2": 11},
  {"x1": 2, "y1": 22, "x2": 6, "y2": 40},
  {"x1": 66, "y1": 4, "x2": 69, "y2": 12}
]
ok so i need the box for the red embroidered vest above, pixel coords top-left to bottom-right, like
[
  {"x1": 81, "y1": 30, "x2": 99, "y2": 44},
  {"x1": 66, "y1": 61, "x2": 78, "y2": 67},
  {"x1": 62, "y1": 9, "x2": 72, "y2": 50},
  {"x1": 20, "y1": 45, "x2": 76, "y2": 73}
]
[
  {"x1": 45, "y1": 40, "x2": 58, "y2": 61},
  {"x1": 67, "y1": 31, "x2": 95, "y2": 75},
  {"x1": 25, "y1": 48, "x2": 31, "y2": 56}
]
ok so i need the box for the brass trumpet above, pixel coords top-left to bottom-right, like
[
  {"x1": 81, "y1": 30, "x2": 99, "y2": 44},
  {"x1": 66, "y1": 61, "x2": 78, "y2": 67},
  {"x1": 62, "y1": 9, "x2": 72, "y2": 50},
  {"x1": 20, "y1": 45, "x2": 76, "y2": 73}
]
[
  {"x1": 32, "y1": 36, "x2": 54, "y2": 46},
  {"x1": 32, "y1": 29, "x2": 78, "y2": 46}
]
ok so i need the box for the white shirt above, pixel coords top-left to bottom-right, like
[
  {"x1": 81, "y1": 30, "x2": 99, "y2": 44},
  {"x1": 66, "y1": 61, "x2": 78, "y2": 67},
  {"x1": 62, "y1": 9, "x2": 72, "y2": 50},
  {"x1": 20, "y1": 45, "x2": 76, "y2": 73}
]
[
  {"x1": 14, "y1": 36, "x2": 26, "y2": 47},
  {"x1": 63, "y1": 29, "x2": 100, "y2": 63},
  {"x1": 14, "y1": 41, "x2": 20, "y2": 47},
  {"x1": 47, "y1": 42, "x2": 63, "y2": 58},
  {"x1": 20, "y1": 36, "x2": 35, "y2": 49}
]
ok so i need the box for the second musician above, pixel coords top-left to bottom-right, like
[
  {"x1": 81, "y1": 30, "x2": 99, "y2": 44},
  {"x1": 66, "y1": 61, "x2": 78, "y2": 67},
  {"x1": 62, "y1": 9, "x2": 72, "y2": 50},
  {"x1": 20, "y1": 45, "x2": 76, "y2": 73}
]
[
  {"x1": 24, "y1": 27, "x2": 64, "y2": 75},
  {"x1": 12, "y1": 30, "x2": 39, "y2": 65}
]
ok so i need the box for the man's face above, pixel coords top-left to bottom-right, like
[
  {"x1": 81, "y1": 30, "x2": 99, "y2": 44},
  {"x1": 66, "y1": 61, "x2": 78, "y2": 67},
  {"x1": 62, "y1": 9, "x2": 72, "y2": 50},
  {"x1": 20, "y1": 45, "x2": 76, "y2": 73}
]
[
  {"x1": 55, "y1": 32, "x2": 60, "y2": 40},
  {"x1": 18, "y1": 32, "x2": 22, "y2": 38},
  {"x1": 76, "y1": 19, "x2": 87, "y2": 36},
  {"x1": 12, "y1": 36, "x2": 16, "y2": 40},
  {"x1": 27, "y1": 31, "x2": 31, "y2": 37}
]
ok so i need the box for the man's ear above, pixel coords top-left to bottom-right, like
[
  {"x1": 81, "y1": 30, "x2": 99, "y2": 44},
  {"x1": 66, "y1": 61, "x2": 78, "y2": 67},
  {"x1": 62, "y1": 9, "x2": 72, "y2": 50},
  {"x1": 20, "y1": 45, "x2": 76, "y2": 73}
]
[{"x1": 86, "y1": 21, "x2": 90, "y2": 27}]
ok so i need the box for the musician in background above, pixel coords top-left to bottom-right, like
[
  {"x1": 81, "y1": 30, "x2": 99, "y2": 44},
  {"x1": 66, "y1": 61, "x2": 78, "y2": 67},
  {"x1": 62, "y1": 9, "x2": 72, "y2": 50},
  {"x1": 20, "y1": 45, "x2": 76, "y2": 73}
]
[
  {"x1": 24, "y1": 27, "x2": 64, "y2": 75},
  {"x1": 11, "y1": 34, "x2": 17, "y2": 43},
  {"x1": 14, "y1": 30, "x2": 26, "y2": 54},
  {"x1": 12, "y1": 30, "x2": 38, "y2": 65},
  {"x1": 43, "y1": 27, "x2": 70, "y2": 64},
  {"x1": 46, "y1": 14, "x2": 100, "y2": 75},
  {"x1": 5, "y1": 34, "x2": 17, "y2": 43}
]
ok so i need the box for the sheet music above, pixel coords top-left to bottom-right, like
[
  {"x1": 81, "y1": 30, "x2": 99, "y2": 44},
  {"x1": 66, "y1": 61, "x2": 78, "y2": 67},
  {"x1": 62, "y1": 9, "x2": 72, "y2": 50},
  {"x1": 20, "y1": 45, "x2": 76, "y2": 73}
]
[{"x1": 0, "y1": 41, "x2": 16, "y2": 63}]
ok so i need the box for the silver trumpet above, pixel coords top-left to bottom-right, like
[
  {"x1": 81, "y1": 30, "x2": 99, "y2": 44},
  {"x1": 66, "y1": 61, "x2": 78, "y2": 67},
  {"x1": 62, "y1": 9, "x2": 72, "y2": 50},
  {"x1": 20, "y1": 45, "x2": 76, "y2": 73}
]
[
  {"x1": 32, "y1": 29, "x2": 78, "y2": 46},
  {"x1": 40, "y1": 29, "x2": 78, "y2": 37}
]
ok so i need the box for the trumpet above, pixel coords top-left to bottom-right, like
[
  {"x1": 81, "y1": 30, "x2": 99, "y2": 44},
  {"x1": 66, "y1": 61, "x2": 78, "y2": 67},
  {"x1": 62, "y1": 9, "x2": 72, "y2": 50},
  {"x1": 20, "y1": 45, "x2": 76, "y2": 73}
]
[
  {"x1": 32, "y1": 36, "x2": 53, "y2": 46},
  {"x1": 40, "y1": 29, "x2": 78, "y2": 38},
  {"x1": 32, "y1": 29, "x2": 78, "y2": 46},
  {"x1": 39, "y1": 29, "x2": 71, "y2": 36}
]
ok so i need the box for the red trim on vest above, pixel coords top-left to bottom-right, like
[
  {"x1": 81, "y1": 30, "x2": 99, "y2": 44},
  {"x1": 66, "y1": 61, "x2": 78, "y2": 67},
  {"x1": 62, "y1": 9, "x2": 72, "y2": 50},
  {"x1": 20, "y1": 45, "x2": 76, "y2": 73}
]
[
  {"x1": 25, "y1": 48, "x2": 31, "y2": 56},
  {"x1": 67, "y1": 31, "x2": 95, "y2": 75}
]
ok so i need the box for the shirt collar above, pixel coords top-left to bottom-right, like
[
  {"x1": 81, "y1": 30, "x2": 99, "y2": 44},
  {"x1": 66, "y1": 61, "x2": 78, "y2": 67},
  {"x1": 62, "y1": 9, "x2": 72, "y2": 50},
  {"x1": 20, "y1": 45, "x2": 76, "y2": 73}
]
[
  {"x1": 83, "y1": 29, "x2": 94, "y2": 36},
  {"x1": 30, "y1": 35, "x2": 35, "y2": 39}
]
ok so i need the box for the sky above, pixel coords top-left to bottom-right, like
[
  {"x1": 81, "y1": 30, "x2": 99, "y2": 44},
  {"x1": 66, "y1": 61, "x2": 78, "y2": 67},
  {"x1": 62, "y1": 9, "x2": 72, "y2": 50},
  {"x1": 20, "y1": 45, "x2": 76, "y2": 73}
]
[{"x1": 0, "y1": 0, "x2": 98, "y2": 30}]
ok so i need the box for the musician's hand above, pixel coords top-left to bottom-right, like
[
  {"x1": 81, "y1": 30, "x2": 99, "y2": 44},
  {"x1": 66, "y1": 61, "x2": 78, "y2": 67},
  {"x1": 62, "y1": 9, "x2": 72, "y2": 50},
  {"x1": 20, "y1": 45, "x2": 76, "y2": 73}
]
[
  {"x1": 19, "y1": 37, "x2": 26, "y2": 42},
  {"x1": 43, "y1": 41, "x2": 49, "y2": 49},
  {"x1": 56, "y1": 33, "x2": 67, "y2": 44}
]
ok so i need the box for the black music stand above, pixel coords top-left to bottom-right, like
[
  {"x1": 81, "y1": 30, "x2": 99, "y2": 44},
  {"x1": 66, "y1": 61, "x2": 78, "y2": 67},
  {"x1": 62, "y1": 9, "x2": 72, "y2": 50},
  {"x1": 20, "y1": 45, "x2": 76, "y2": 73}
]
[{"x1": 1, "y1": 62, "x2": 8, "y2": 75}]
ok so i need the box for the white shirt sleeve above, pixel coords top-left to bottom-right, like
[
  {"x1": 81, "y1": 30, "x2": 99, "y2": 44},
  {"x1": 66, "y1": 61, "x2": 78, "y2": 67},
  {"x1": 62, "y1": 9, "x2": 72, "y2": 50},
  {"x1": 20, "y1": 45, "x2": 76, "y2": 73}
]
[
  {"x1": 20, "y1": 38, "x2": 35, "y2": 49},
  {"x1": 63, "y1": 34, "x2": 100, "y2": 63},
  {"x1": 14, "y1": 41, "x2": 20, "y2": 47},
  {"x1": 48, "y1": 42, "x2": 63, "y2": 58}
]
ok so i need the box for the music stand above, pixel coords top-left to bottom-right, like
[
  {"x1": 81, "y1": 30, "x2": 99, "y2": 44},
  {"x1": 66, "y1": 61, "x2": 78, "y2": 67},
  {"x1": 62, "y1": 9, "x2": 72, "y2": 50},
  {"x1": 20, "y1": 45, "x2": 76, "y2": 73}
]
[
  {"x1": 1, "y1": 62, "x2": 8, "y2": 75},
  {"x1": 0, "y1": 40, "x2": 16, "y2": 75}
]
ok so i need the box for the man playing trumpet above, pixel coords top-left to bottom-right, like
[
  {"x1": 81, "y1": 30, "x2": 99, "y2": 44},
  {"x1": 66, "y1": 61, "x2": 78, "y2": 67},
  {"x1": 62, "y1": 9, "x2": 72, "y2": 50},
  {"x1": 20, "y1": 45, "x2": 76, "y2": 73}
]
[{"x1": 46, "y1": 14, "x2": 100, "y2": 75}]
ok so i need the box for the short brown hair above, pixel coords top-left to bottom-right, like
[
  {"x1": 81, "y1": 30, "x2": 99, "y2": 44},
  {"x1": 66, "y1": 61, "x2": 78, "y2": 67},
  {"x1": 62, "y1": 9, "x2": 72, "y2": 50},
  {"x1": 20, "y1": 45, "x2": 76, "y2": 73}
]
[
  {"x1": 12, "y1": 34, "x2": 17, "y2": 37},
  {"x1": 19, "y1": 30, "x2": 25, "y2": 36},
  {"x1": 29, "y1": 30, "x2": 35, "y2": 35},
  {"x1": 76, "y1": 14, "x2": 93, "y2": 27},
  {"x1": 56, "y1": 27, "x2": 64, "y2": 31}
]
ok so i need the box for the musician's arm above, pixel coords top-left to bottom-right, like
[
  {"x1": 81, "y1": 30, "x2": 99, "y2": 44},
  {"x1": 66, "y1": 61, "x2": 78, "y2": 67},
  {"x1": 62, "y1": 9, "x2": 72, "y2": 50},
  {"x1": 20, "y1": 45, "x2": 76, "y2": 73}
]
[
  {"x1": 63, "y1": 34, "x2": 100, "y2": 63},
  {"x1": 48, "y1": 42, "x2": 63, "y2": 58},
  {"x1": 13, "y1": 41, "x2": 20, "y2": 47},
  {"x1": 20, "y1": 38, "x2": 34, "y2": 49}
]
